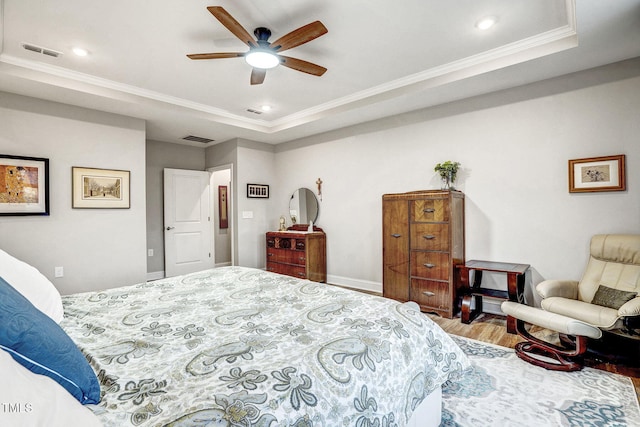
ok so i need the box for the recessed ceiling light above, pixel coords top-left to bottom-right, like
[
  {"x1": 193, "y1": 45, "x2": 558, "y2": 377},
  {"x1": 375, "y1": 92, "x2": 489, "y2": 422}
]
[
  {"x1": 72, "y1": 47, "x2": 89, "y2": 57},
  {"x1": 476, "y1": 16, "x2": 497, "y2": 30},
  {"x1": 260, "y1": 105, "x2": 272, "y2": 112}
]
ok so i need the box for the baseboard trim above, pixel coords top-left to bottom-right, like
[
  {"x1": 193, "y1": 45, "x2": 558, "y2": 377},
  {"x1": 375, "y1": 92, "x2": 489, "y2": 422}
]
[
  {"x1": 215, "y1": 262, "x2": 232, "y2": 268},
  {"x1": 147, "y1": 271, "x2": 165, "y2": 281},
  {"x1": 327, "y1": 274, "x2": 382, "y2": 294}
]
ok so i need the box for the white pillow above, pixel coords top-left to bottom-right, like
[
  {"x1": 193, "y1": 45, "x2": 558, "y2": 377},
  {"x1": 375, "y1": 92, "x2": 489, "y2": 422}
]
[
  {"x1": 0, "y1": 349, "x2": 103, "y2": 427},
  {"x1": 0, "y1": 248, "x2": 64, "y2": 323}
]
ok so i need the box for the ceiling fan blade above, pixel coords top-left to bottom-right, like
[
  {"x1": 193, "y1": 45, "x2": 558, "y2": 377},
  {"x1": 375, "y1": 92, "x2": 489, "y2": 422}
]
[
  {"x1": 187, "y1": 52, "x2": 244, "y2": 60},
  {"x1": 250, "y1": 68, "x2": 267, "y2": 85},
  {"x1": 270, "y1": 21, "x2": 328, "y2": 52},
  {"x1": 207, "y1": 6, "x2": 256, "y2": 48},
  {"x1": 279, "y1": 55, "x2": 327, "y2": 76}
]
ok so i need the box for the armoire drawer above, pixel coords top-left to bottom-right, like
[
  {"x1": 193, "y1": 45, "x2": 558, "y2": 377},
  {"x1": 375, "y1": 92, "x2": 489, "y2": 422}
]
[
  {"x1": 410, "y1": 279, "x2": 451, "y2": 311},
  {"x1": 410, "y1": 252, "x2": 450, "y2": 280},
  {"x1": 411, "y1": 199, "x2": 449, "y2": 222},
  {"x1": 410, "y1": 224, "x2": 449, "y2": 251}
]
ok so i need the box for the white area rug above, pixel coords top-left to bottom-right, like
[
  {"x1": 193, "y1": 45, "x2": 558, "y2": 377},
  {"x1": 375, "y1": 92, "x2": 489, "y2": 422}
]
[{"x1": 441, "y1": 336, "x2": 640, "y2": 426}]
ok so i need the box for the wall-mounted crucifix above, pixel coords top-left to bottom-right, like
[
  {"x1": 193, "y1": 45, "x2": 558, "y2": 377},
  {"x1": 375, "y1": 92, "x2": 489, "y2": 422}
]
[{"x1": 316, "y1": 178, "x2": 323, "y2": 201}]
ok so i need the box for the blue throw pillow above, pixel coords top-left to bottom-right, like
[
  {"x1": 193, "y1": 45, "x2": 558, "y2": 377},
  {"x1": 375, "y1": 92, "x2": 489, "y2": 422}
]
[{"x1": 0, "y1": 276, "x2": 100, "y2": 404}]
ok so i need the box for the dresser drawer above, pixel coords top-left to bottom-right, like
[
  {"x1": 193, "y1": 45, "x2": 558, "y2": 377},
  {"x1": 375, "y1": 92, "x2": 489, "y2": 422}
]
[
  {"x1": 410, "y1": 252, "x2": 450, "y2": 280},
  {"x1": 411, "y1": 199, "x2": 449, "y2": 222},
  {"x1": 410, "y1": 278, "x2": 451, "y2": 311},
  {"x1": 266, "y1": 248, "x2": 306, "y2": 265},
  {"x1": 267, "y1": 261, "x2": 306, "y2": 278},
  {"x1": 410, "y1": 224, "x2": 449, "y2": 251}
]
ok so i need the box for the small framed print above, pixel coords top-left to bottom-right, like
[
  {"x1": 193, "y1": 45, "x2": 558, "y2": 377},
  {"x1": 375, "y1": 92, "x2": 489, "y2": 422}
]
[
  {"x1": 0, "y1": 154, "x2": 49, "y2": 216},
  {"x1": 247, "y1": 183, "x2": 269, "y2": 198},
  {"x1": 72, "y1": 167, "x2": 130, "y2": 208},
  {"x1": 568, "y1": 155, "x2": 626, "y2": 193}
]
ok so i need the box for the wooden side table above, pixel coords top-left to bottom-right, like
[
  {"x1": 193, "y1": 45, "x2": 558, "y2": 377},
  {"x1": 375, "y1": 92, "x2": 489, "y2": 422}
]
[{"x1": 457, "y1": 260, "x2": 530, "y2": 333}]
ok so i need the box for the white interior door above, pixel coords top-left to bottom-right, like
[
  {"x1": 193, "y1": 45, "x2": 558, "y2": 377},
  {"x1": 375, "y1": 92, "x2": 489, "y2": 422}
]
[{"x1": 163, "y1": 168, "x2": 213, "y2": 277}]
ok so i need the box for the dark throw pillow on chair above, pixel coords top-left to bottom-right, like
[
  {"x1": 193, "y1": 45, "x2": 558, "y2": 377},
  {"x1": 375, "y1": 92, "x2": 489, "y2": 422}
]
[{"x1": 591, "y1": 285, "x2": 637, "y2": 310}]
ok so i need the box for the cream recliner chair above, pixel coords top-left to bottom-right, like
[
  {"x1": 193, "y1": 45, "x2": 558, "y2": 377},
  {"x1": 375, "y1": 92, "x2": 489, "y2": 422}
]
[{"x1": 502, "y1": 234, "x2": 640, "y2": 371}]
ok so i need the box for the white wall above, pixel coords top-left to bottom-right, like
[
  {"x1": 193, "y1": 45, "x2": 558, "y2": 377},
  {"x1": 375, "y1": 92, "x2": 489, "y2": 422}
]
[
  {"x1": 205, "y1": 139, "x2": 277, "y2": 269},
  {"x1": 236, "y1": 144, "x2": 276, "y2": 268},
  {"x1": 273, "y1": 63, "x2": 640, "y2": 293},
  {"x1": 0, "y1": 92, "x2": 147, "y2": 294}
]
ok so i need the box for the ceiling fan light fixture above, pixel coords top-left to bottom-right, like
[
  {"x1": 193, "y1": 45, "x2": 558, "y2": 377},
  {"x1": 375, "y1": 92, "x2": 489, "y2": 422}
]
[{"x1": 245, "y1": 49, "x2": 279, "y2": 69}]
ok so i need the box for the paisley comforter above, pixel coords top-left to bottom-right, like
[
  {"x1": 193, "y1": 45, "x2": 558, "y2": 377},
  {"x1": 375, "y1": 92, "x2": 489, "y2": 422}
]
[{"x1": 61, "y1": 267, "x2": 469, "y2": 427}]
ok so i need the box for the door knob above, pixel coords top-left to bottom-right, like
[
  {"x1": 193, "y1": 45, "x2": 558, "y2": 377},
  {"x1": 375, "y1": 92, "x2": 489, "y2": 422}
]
[{"x1": 166, "y1": 226, "x2": 175, "y2": 230}]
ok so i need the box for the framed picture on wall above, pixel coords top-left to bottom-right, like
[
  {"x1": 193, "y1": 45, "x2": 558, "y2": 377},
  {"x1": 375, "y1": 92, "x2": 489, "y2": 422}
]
[
  {"x1": 247, "y1": 183, "x2": 269, "y2": 198},
  {"x1": 568, "y1": 154, "x2": 626, "y2": 193},
  {"x1": 72, "y1": 167, "x2": 130, "y2": 208},
  {"x1": 219, "y1": 185, "x2": 228, "y2": 228},
  {"x1": 0, "y1": 154, "x2": 50, "y2": 216}
]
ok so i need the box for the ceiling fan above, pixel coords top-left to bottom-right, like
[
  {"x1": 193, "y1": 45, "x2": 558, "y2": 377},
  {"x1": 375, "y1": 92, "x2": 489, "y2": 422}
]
[{"x1": 188, "y1": 6, "x2": 328, "y2": 85}]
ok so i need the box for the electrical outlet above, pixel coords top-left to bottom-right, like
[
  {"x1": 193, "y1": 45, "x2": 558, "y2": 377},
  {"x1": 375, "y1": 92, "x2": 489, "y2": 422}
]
[
  {"x1": 148, "y1": 249, "x2": 154, "y2": 257},
  {"x1": 54, "y1": 266, "x2": 64, "y2": 278}
]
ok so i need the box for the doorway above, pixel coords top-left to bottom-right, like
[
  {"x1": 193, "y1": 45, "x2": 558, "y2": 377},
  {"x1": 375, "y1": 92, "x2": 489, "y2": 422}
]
[{"x1": 209, "y1": 164, "x2": 234, "y2": 266}]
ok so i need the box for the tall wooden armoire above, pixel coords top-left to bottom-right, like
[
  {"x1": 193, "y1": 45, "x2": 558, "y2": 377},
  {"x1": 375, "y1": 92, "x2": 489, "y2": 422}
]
[{"x1": 382, "y1": 190, "x2": 465, "y2": 318}]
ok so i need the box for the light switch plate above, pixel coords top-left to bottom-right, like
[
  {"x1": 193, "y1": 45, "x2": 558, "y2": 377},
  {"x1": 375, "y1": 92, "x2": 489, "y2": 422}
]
[{"x1": 242, "y1": 211, "x2": 254, "y2": 219}]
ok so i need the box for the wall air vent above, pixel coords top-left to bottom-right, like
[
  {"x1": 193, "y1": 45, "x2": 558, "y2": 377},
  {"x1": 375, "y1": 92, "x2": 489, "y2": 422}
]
[
  {"x1": 246, "y1": 108, "x2": 263, "y2": 115},
  {"x1": 22, "y1": 43, "x2": 63, "y2": 58},
  {"x1": 182, "y1": 135, "x2": 215, "y2": 144}
]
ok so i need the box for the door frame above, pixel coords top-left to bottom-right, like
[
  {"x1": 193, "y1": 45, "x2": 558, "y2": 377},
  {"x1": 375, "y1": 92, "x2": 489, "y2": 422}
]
[{"x1": 208, "y1": 164, "x2": 235, "y2": 266}]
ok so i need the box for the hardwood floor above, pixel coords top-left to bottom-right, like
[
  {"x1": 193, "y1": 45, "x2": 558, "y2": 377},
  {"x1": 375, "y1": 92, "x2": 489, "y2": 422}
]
[{"x1": 426, "y1": 312, "x2": 640, "y2": 399}]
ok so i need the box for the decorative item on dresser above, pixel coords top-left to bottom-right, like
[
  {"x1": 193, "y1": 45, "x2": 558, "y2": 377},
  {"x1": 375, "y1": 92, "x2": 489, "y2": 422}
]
[
  {"x1": 266, "y1": 225, "x2": 326, "y2": 282},
  {"x1": 434, "y1": 161, "x2": 461, "y2": 190},
  {"x1": 382, "y1": 190, "x2": 465, "y2": 318}
]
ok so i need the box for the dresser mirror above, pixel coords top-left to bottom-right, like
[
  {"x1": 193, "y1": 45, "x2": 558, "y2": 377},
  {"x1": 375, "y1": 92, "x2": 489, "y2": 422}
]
[{"x1": 289, "y1": 188, "x2": 319, "y2": 225}]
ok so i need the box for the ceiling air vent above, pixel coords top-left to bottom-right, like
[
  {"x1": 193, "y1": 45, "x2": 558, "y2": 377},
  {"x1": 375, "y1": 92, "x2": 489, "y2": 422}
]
[
  {"x1": 182, "y1": 135, "x2": 215, "y2": 144},
  {"x1": 22, "y1": 43, "x2": 63, "y2": 58},
  {"x1": 246, "y1": 108, "x2": 263, "y2": 115}
]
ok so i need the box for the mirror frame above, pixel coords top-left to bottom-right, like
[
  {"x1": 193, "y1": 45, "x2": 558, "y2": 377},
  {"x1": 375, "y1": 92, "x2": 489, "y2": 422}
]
[{"x1": 289, "y1": 188, "x2": 319, "y2": 225}]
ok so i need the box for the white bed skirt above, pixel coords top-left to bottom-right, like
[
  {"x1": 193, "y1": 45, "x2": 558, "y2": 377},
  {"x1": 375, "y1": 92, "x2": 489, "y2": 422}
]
[{"x1": 407, "y1": 386, "x2": 442, "y2": 427}]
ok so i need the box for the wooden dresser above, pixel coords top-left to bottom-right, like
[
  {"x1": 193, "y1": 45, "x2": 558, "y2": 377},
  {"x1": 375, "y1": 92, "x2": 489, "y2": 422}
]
[
  {"x1": 382, "y1": 190, "x2": 465, "y2": 318},
  {"x1": 266, "y1": 227, "x2": 326, "y2": 282}
]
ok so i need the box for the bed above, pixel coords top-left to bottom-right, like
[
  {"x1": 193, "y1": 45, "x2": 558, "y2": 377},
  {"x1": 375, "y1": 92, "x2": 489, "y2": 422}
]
[{"x1": 1, "y1": 255, "x2": 469, "y2": 427}]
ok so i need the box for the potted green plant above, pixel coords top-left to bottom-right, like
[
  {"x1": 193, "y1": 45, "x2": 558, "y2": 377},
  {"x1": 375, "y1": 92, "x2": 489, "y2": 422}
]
[{"x1": 434, "y1": 161, "x2": 461, "y2": 190}]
